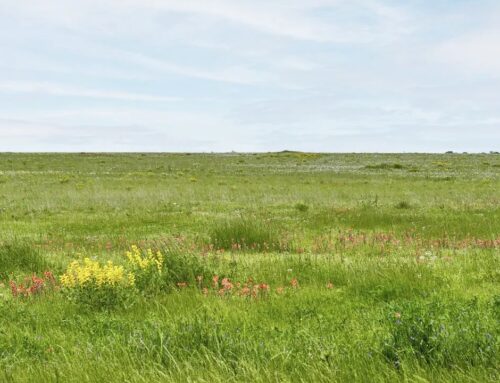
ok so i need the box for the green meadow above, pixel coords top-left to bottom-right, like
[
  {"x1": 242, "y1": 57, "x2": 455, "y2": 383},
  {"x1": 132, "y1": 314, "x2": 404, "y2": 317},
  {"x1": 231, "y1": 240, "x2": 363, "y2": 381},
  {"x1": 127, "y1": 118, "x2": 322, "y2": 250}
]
[{"x1": 0, "y1": 152, "x2": 499, "y2": 382}]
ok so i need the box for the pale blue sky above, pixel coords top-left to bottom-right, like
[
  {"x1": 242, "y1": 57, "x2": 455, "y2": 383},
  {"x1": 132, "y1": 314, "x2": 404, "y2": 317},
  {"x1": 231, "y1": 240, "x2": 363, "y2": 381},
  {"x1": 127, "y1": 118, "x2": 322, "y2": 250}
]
[{"x1": 0, "y1": 0, "x2": 499, "y2": 152}]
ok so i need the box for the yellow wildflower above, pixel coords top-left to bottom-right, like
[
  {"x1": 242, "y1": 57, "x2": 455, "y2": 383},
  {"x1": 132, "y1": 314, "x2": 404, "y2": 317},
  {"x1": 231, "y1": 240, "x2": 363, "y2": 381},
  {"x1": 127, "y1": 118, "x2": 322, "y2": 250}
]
[
  {"x1": 124, "y1": 246, "x2": 164, "y2": 274},
  {"x1": 60, "y1": 258, "x2": 133, "y2": 289}
]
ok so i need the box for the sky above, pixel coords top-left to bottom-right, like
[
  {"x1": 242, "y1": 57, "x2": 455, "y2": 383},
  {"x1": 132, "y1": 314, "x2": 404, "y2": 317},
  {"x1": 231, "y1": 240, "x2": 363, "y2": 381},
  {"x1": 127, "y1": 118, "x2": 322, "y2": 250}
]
[{"x1": 0, "y1": 0, "x2": 499, "y2": 152}]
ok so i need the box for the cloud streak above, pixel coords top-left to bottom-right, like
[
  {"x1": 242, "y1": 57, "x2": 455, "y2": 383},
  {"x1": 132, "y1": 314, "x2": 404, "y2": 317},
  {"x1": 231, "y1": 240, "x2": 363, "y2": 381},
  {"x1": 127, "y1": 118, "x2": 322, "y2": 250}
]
[{"x1": 0, "y1": 81, "x2": 180, "y2": 102}]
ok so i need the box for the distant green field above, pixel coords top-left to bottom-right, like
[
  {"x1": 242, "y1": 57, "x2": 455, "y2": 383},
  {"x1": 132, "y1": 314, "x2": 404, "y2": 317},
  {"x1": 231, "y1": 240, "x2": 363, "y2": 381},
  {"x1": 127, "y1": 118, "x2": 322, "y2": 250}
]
[{"x1": 0, "y1": 153, "x2": 499, "y2": 382}]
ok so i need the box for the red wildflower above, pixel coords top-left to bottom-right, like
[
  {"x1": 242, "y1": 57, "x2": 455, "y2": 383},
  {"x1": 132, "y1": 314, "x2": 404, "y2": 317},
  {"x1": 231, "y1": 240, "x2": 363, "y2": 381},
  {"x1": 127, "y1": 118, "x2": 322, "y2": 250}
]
[
  {"x1": 44, "y1": 271, "x2": 56, "y2": 284},
  {"x1": 212, "y1": 275, "x2": 219, "y2": 288},
  {"x1": 252, "y1": 285, "x2": 259, "y2": 298},
  {"x1": 258, "y1": 283, "x2": 269, "y2": 291},
  {"x1": 221, "y1": 278, "x2": 233, "y2": 290},
  {"x1": 9, "y1": 281, "x2": 19, "y2": 297}
]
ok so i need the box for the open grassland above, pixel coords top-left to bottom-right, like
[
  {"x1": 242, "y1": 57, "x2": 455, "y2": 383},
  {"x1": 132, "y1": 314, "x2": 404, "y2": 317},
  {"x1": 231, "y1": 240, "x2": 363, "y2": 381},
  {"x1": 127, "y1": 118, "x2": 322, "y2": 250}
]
[{"x1": 0, "y1": 152, "x2": 499, "y2": 382}]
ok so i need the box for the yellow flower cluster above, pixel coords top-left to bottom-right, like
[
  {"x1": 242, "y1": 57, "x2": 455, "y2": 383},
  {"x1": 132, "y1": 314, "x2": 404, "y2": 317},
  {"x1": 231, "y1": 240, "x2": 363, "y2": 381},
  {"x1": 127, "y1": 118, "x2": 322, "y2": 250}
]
[
  {"x1": 60, "y1": 258, "x2": 135, "y2": 288},
  {"x1": 125, "y1": 245, "x2": 164, "y2": 273}
]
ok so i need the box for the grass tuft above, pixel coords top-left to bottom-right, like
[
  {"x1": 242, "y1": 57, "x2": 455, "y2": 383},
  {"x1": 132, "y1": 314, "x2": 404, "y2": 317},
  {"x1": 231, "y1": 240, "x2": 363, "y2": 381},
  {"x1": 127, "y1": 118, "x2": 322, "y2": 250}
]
[
  {"x1": 395, "y1": 201, "x2": 412, "y2": 209},
  {"x1": 383, "y1": 298, "x2": 498, "y2": 368},
  {"x1": 294, "y1": 202, "x2": 309, "y2": 212},
  {"x1": 153, "y1": 240, "x2": 216, "y2": 288},
  {"x1": 0, "y1": 241, "x2": 51, "y2": 279},
  {"x1": 208, "y1": 217, "x2": 286, "y2": 251}
]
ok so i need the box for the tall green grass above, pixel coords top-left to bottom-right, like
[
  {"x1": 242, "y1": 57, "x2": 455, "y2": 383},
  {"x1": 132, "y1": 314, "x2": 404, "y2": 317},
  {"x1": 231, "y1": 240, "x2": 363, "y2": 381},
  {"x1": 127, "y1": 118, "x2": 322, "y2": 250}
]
[
  {"x1": 383, "y1": 297, "x2": 498, "y2": 368},
  {"x1": 208, "y1": 217, "x2": 289, "y2": 251},
  {"x1": 0, "y1": 241, "x2": 50, "y2": 279}
]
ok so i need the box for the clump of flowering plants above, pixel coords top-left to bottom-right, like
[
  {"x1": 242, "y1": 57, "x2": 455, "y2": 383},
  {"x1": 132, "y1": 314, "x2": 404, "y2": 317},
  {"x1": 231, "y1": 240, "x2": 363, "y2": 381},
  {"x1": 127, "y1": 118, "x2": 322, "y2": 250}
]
[
  {"x1": 9, "y1": 271, "x2": 58, "y2": 299},
  {"x1": 197, "y1": 275, "x2": 299, "y2": 300},
  {"x1": 60, "y1": 258, "x2": 135, "y2": 288},
  {"x1": 124, "y1": 245, "x2": 165, "y2": 293},
  {"x1": 58, "y1": 245, "x2": 166, "y2": 308},
  {"x1": 60, "y1": 258, "x2": 135, "y2": 309}
]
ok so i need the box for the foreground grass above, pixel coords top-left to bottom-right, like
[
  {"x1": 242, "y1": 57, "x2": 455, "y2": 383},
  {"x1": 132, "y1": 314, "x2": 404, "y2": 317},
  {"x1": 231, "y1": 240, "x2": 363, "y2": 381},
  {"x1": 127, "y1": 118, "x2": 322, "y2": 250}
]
[{"x1": 0, "y1": 153, "x2": 499, "y2": 382}]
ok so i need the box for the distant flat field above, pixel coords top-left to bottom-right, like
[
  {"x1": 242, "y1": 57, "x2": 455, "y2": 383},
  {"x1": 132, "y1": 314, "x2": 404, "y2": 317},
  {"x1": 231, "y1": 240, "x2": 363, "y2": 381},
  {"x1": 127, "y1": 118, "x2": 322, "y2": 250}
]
[
  {"x1": 1, "y1": 152, "x2": 499, "y2": 244},
  {"x1": 0, "y1": 153, "x2": 499, "y2": 382}
]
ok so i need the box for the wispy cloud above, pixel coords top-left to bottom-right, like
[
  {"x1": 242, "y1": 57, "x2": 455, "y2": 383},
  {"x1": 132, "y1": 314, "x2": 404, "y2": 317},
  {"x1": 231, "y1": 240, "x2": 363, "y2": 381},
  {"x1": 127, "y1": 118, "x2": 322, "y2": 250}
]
[
  {"x1": 108, "y1": 49, "x2": 271, "y2": 85},
  {"x1": 0, "y1": 81, "x2": 180, "y2": 102},
  {"x1": 0, "y1": 0, "x2": 410, "y2": 43},
  {"x1": 434, "y1": 28, "x2": 500, "y2": 77},
  {"x1": 0, "y1": 1, "x2": 499, "y2": 152},
  {"x1": 125, "y1": 0, "x2": 339, "y2": 42}
]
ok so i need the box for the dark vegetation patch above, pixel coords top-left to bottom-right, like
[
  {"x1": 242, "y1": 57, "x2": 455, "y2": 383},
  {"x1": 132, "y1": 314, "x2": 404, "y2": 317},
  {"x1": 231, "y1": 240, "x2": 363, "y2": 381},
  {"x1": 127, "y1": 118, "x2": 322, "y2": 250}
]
[
  {"x1": 365, "y1": 163, "x2": 405, "y2": 170},
  {"x1": 294, "y1": 202, "x2": 309, "y2": 212},
  {"x1": 0, "y1": 242, "x2": 52, "y2": 279},
  {"x1": 395, "y1": 201, "x2": 411, "y2": 209}
]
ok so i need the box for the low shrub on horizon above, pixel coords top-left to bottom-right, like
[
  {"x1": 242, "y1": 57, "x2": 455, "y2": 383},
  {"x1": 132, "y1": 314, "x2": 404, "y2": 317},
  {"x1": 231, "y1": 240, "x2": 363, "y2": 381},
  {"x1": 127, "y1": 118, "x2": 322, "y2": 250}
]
[{"x1": 365, "y1": 163, "x2": 405, "y2": 170}]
